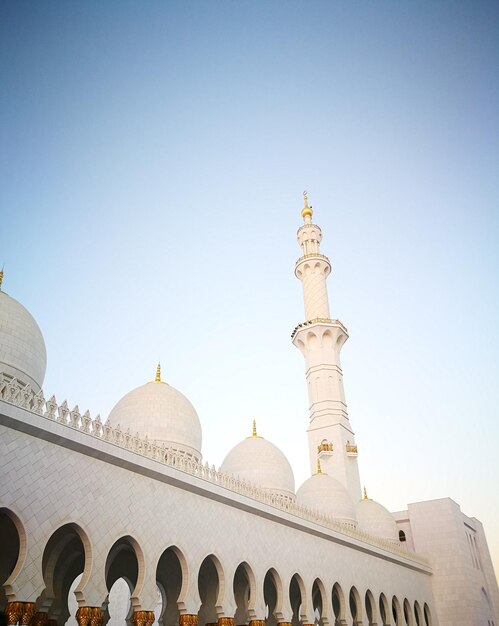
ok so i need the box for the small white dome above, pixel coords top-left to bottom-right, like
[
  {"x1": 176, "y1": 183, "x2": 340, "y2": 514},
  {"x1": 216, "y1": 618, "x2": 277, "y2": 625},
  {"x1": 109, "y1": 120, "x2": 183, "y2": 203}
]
[
  {"x1": 108, "y1": 369, "x2": 202, "y2": 461},
  {"x1": 221, "y1": 429, "x2": 295, "y2": 500},
  {"x1": 296, "y1": 472, "x2": 357, "y2": 526},
  {"x1": 356, "y1": 497, "x2": 398, "y2": 543},
  {"x1": 0, "y1": 290, "x2": 47, "y2": 392}
]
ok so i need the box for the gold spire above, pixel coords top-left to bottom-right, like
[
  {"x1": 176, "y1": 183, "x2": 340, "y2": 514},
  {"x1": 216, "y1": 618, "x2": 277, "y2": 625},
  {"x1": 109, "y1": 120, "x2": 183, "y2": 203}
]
[
  {"x1": 317, "y1": 459, "x2": 322, "y2": 474},
  {"x1": 155, "y1": 362, "x2": 161, "y2": 382},
  {"x1": 252, "y1": 419, "x2": 257, "y2": 437},
  {"x1": 363, "y1": 486, "x2": 368, "y2": 500},
  {"x1": 301, "y1": 191, "x2": 313, "y2": 220},
  {"x1": 0, "y1": 266, "x2": 3, "y2": 291}
]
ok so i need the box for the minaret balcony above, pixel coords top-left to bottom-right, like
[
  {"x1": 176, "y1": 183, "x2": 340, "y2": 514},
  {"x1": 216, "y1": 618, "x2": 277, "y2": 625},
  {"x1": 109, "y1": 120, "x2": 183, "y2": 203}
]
[
  {"x1": 345, "y1": 441, "x2": 358, "y2": 456},
  {"x1": 291, "y1": 317, "x2": 348, "y2": 340},
  {"x1": 295, "y1": 252, "x2": 330, "y2": 265}
]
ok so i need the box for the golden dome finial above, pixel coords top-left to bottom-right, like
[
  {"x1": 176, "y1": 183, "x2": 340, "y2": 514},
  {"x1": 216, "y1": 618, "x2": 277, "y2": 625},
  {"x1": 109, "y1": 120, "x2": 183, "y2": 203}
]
[
  {"x1": 252, "y1": 419, "x2": 257, "y2": 437},
  {"x1": 0, "y1": 265, "x2": 3, "y2": 291},
  {"x1": 301, "y1": 190, "x2": 313, "y2": 220},
  {"x1": 363, "y1": 486, "x2": 368, "y2": 500},
  {"x1": 317, "y1": 458, "x2": 322, "y2": 474},
  {"x1": 155, "y1": 362, "x2": 161, "y2": 383}
]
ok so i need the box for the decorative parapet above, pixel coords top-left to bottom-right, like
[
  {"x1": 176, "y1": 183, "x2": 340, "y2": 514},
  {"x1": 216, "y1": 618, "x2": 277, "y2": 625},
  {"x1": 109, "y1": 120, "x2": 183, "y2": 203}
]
[
  {"x1": 291, "y1": 318, "x2": 348, "y2": 340},
  {"x1": 295, "y1": 253, "x2": 330, "y2": 264},
  {"x1": 318, "y1": 440, "x2": 333, "y2": 453},
  {"x1": 345, "y1": 441, "x2": 358, "y2": 455},
  {"x1": 0, "y1": 373, "x2": 428, "y2": 567}
]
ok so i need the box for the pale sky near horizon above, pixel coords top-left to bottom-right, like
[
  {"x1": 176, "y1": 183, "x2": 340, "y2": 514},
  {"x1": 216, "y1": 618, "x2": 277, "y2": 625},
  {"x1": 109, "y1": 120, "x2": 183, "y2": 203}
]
[{"x1": 1, "y1": 0, "x2": 499, "y2": 580}]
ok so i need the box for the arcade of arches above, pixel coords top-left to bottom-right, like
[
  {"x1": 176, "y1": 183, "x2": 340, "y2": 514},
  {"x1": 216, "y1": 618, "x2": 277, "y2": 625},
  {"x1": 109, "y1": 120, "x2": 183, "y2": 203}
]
[{"x1": 1, "y1": 511, "x2": 433, "y2": 626}]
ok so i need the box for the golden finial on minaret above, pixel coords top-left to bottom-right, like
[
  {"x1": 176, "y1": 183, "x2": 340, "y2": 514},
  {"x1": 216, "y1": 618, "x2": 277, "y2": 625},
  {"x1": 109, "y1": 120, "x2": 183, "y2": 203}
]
[
  {"x1": 0, "y1": 266, "x2": 3, "y2": 291},
  {"x1": 155, "y1": 362, "x2": 161, "y2": 382},
  {"x1": 252, "y1": 419, "x2": 257, "y2": 437},
  {"x1": 317, "y1": 459, "x2": 322, "y2": 474},
  {"x1": 363, "y1": 486, "x2": 368, "y2": 500},
  {"x1": 301, "y1": 190, "x2": 313, "y2": 220}
]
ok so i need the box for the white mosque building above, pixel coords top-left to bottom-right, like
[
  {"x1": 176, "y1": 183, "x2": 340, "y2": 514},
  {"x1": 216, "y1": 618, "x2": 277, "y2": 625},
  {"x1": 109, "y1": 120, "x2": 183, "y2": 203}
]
[{"x1": 1, "y1": 196, "x2": 498, "y2": 626}]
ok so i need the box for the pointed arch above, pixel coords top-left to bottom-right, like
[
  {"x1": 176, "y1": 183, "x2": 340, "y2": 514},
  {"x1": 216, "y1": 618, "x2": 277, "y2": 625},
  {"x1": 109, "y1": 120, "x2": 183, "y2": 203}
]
[
  {"x1": 365, "y1": 590, "x2": 377, "y2": 626},
  {"x1": 0, "y1": 508, "x2": 27, "y2": 605},
  {"x1": 332, "y1": 583, "x2": 345, "y2": 625},
  {"x1": 198, "y1": 554, "x2": 225, "y2": 626},
  {"x1": 264, "y1": 569, "x2": 282, "y2": 626},
  {"x1": 233, "y1": 562, "x2": 256, "y2": 624}
]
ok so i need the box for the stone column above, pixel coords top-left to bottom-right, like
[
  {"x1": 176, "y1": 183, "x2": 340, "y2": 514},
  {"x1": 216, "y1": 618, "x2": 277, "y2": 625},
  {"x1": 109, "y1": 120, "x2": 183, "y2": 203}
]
[
  {"x1": 131, "y1": 611, "x2": 155, "y2": 626},
  {"x1": 179, "y1": 616, "x2": 198, "y2": 626}
]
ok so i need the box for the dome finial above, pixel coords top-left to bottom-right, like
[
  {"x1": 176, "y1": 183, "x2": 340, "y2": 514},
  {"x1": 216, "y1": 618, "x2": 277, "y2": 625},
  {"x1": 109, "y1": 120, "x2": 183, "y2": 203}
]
[
  {"x1": 252, "y1": 419, "x2": 257, "y2": 437},
  {"x1": 155, "y1": 362, "x2": 161, "y2": 382},
  {"x1": 301, "y1": 190, "x2": 313, "y2": 221},
  {"x1": 0, "y1": 265, "x2": 4, "y2": 291},
  {"x1": 363, "y1": 485, "x2": 368, "y2": 500},
  {"x1": 317, "y1": 458, "x2": 322, "y2": 474}
]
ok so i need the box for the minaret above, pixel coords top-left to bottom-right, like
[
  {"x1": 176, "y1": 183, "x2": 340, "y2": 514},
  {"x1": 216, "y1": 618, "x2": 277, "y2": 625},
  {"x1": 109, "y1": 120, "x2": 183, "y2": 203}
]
[{"x1": 292, "y1": 193, "x2": 361, "y2": 502}]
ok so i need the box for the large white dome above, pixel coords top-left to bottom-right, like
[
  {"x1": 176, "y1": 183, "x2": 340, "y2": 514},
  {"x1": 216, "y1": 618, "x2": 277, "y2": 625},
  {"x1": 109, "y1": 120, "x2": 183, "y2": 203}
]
[
  {"x1": 296, "y1": 470, "x2": 357, "y2": 527},
  {"x1": 108, "y1": 367, "x2": 202, "y2": 461},
  {"x1": 356, "y1": 496, "x2": 398, "y2": 543},
  {"x1": 221, "y1": 425, "x2": 295, "y2": 500},
  {"x1": 0, "y1": 290, "x2": 47, "y2": 392}
]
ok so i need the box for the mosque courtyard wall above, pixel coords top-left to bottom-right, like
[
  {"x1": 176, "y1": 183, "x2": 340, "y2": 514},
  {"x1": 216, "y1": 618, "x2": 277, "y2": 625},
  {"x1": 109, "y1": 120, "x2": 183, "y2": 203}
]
[{"x1": 0, "y1": 395, "x2": 436, "y2": 626}]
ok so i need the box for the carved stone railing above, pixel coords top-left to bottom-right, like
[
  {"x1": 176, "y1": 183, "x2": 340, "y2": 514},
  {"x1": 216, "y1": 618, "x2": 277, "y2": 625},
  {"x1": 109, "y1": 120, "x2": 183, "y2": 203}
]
[
  {"x1": 291, "y1": 318, "x2": 348, "y2": 340},
  {"x1": 0, "y1": 374, "x2": 428, "y2": 566}
]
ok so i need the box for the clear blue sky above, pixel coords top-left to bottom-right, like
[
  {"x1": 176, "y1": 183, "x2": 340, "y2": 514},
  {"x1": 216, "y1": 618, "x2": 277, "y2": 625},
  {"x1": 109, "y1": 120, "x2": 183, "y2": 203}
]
[{"x1": 1, "y1": 0, "x2": 498, "y2": 575}]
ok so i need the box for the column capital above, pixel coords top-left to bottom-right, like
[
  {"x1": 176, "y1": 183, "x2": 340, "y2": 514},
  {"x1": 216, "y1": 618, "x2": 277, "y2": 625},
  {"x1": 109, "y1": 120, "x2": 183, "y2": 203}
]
[
  {"x1": 217, "y1": 619, "x2": 234, "y2": 626},
  {"x1": 76, "y1": 607, "x2": 103, "y2": 626},
  {"x1": 5, "y1": 602, "x2": 36, "y2": 626},
  {"x1": 131, "y1": 611, "x2": 155, "y2": 626},
  {"x1": 179, "y1": 615, "x2": 198, "y2": 626},
  {"x1": 248, "y1": 621, "x2": 265, "y2": 626},
  {"x1": 5, "y1": 602, "x2": 24, "y2": 626}
]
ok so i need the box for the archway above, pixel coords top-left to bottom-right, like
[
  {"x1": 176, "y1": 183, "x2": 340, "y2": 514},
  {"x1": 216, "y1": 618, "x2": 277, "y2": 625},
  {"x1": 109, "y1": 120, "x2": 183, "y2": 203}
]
[
  {"x1": 423, "y1": 604, "x2": 431, "y2": 626},
  {"x1": 156, "y1": 547, "x2": 186, "y2": 626},
  {"x1": 349, "y1": 588, "x2": 362, "y2": 626},
  {"x1": 391, "y1": 598, "x2": 401, "y2": 626},
  {"x1": 365, "y1": 590, "x2": 376, "y2": 626},
  {"x1": 379, "y1": 594, "x2": 390, "y2": 626},
  {"x1": 41, "y1": 523, "x2": 90, "y2": 624},
  {"x1": 312, "y1": 579, "x2": 326, "y2": 626},
  {"x1": 105, "y1": 536, "x2": 143, "y2": 626},
  {"x1": 332, "y1": 584, "x2": 345, "y2": 626},
  {"x1": 403, "y1": 600, "x2": 412, "y2": 626},
  {"x1": 289, "y1": 574, "x2": 305, "y2": 626},
  {"x1": 198, "y1": 555, "x2": 223, "y2": 626},
  {"x1": 233, "y1": 562, "x2": 254, "y2": 626},
  {"x1": 413, "y1": 602, "x2": 422, "y2": 626},
  {"x1": 264, "y1": 570, "x2": 281, "y2": 626},
  {"x1": 0, "y1": 509, "x2": 24, "y2": 609}
]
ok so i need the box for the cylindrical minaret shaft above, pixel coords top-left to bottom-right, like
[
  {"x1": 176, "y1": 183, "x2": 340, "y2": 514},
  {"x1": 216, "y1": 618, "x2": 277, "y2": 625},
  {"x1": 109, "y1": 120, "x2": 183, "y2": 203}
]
[{"x1": 292, "y1": 193, "x2": 361, "y2": 503}]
